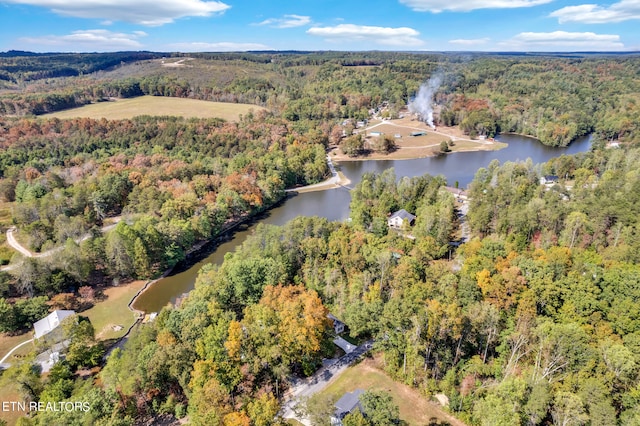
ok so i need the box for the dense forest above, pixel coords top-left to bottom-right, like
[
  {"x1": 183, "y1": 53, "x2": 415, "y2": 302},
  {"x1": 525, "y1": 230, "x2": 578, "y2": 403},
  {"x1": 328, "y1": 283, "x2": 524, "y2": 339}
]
[
  {"x1": 13, "y1": 144, "x2": 640, "y2": 425},
  {"x1": 1, "y1": 51, "x2": 640, "y2": 425},
  {"x1": 1, "y1": 52, "x2": 639, "y2": 146},
  {"x1": 0, "y1": 111, "x2": 328, "y2": 333}
]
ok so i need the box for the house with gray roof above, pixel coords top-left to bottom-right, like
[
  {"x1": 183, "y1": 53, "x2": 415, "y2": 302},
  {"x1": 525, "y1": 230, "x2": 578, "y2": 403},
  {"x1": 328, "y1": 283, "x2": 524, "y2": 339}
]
[
  {"x1": 387, "y1": 209, "x2": 416, "y2": 229},
  {"x1": 331, "y1": 389, "x2": 365, "y2": 425},
  {"x1": 328, "y1": 313, "x2": 345, "y2": 335}
]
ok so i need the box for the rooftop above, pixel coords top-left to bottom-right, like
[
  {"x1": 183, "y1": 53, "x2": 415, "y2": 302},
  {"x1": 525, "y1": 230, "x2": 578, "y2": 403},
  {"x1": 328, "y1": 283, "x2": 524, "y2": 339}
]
[
  {"x1": 389, "y1": 209, "x2": 416, "y2": 222},
  {"x1": 335, "y1": 389, "x2": 365, "y2": 419},
  {"x1": 33, "y1": 310, "x2": 75, "y2": 339}
]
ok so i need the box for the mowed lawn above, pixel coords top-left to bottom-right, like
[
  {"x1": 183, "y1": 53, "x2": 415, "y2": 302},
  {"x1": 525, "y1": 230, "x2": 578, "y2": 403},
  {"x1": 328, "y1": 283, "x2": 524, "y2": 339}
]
[
  {"x1": 43, "y1": 96, "x2": 265, "y2": 121},
  {"x1": 82, "y1": 280, "x2": 146, "y2": 341},
  {"x1": 0, "y1": 280, "x2": 146, "y2": 366},
  {"x1": 318, "y1": 356, "x2": 467, "y2": 426},
  {"x1": 0, "y1": 333, "x2": 33, "y2": 361}
]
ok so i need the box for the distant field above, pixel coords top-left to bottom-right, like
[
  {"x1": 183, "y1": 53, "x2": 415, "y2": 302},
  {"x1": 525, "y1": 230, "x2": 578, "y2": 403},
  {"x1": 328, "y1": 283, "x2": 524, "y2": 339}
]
[{"x1": 43, "y1": 96, "x2": 265, "y2": 121}]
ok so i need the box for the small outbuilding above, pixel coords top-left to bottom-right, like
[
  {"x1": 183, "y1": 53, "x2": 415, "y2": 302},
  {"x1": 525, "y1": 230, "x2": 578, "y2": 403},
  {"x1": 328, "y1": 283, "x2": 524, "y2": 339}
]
[{"x1": 387, "y1": 209, "x2": 416, "y2": 229}]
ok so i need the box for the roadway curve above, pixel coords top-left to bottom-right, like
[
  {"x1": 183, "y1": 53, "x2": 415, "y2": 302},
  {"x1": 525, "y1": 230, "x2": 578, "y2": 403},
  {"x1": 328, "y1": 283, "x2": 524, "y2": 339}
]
[
  {"x1": 2, "y1": 217, "x2": 122, "y2": 271},
  {"x1": 0, "y1": 338, "x2": 34, "y2": 369},
  {"x1": 5, "y1": 227, "x2": 32, "y2": 257}
]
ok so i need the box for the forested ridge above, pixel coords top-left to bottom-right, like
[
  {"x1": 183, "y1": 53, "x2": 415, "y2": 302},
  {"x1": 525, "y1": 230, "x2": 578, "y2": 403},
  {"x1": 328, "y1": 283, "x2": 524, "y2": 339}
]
[{"x1": 1, "y1": 52, "x2": 638, "y2": 146}]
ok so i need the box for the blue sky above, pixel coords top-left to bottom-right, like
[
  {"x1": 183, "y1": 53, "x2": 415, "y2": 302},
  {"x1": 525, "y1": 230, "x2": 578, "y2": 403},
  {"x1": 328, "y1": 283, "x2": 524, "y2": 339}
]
[{"x1": 0, "y1": 0, "x2": 638, "y2": 52}]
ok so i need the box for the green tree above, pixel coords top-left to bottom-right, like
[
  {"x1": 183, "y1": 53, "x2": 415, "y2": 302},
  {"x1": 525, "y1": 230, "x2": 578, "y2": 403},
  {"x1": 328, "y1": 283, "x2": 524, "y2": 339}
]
[{"x1": 360, "y1": 390, "x2": 400, "y2": 426}]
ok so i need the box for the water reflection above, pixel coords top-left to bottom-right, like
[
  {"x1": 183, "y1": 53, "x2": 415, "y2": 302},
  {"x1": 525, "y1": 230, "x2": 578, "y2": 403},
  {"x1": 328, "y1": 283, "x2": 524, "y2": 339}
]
[{"x1": 132, "y1": 133, "x2": 592, "y2": 312}]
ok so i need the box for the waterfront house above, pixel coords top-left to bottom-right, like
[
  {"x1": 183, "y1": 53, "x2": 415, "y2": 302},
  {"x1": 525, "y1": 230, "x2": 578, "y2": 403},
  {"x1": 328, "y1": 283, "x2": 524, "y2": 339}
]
[
  {"x1": 443, "y1": 186, "x2": 469, "y2": 201},
  {"x1": 33, "y1": 310, "x2": 76, "y2": 342},
  {"x1": 540, "y1": 175, "x2": 559, "y2": 186},
  {"x1": 387, "y1": 209, "x2": 416, "y2": 229}
]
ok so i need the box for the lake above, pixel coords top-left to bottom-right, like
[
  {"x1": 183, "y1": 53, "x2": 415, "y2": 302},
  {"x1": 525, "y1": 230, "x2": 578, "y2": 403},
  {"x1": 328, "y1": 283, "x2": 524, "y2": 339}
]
[{"x1": 132, "y1": 133, "x2": 592, "y2": 312}]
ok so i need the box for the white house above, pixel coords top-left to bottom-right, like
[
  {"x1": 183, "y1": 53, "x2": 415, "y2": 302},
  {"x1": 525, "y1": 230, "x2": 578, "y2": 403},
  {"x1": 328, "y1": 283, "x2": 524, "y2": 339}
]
[
  {"x1": 33, "y1": 310, "x2": 76, "y2": 340},
  {"x1": 387, "y1": 209, "x2": 416, "y2": 228},
  {"x1": 540, "y1": 175, "x2": 559, "y2": 186}
]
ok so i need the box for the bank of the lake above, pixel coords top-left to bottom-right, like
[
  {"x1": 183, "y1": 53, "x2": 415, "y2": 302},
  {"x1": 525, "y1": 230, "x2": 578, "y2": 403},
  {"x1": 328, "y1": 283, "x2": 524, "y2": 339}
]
[{"x1": 132, "y1": 133, "x2": 593, "y2": 313}]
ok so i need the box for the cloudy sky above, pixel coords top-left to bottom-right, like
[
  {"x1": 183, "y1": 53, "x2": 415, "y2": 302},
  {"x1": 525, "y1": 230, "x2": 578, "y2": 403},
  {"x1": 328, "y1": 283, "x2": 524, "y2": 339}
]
[{"x1": 0, "y1": 0, "x2": 638, "y2": 52}]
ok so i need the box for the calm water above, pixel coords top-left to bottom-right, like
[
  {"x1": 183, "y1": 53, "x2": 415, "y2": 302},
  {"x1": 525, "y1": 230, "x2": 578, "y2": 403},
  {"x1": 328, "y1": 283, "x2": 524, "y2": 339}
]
[{"x1": 132, "y1": 133, "x2": 592, "y2": 312}]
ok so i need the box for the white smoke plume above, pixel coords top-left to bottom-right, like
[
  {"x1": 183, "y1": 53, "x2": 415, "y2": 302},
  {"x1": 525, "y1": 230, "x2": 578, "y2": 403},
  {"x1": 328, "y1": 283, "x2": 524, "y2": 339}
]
[{"x1": 409, "y1": 72, "x2": 443, "y2": 129}]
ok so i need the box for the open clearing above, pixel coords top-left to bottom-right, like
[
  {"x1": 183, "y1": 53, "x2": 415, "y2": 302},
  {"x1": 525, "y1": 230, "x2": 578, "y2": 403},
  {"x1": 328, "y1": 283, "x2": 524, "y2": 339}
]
[
  {"x1": 84, "y1": 280, "x2": 146, "y2": 341},
  {"x1": 332, "y1": 117, "x2": 506, "y2": 161},
  {"x1": 0, "y1": 333, "x2": 33, "y2": 362},
  {"x1": 318, "y1": 356, "x2": 467, "y2": 426},
  {"x1": 43, "y1": 96, "x2": 266, "y2": 121}
]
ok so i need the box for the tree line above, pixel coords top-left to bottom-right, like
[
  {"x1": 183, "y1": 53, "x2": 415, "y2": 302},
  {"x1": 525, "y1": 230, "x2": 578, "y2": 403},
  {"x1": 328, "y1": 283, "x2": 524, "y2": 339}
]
[
  {"x1": 8, "y1": 143, "x2": 640, "y2": 424},
  {"x1": 0, "y1": 112, "x2": 328, "y2": 333},
  {"x1": 2, "y1": 53, "x2": 637, "y2": 147}
]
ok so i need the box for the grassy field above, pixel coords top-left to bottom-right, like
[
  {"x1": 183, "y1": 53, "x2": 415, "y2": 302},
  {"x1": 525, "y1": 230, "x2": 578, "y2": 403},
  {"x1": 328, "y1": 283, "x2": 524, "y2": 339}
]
[
  {"x1": 83, "y1": 280, "x2": 146, "y2": 341},
  {"x1": 43, "y1": 96, "x2": 266, "y2": 121},
  {"x1": 318, "y1": 356, "x2": 467, "y2": 426},
  {"x1": 332, "y1": 118, "x2": 506, "y2": 162},
  {"x1": 0, "y1": 333, "x2": 33, "y2": 361}
]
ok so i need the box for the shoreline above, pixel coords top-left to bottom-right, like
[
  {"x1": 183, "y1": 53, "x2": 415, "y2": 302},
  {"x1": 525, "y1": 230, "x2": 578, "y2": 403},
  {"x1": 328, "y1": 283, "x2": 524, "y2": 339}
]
[
  {"x1": 126, "y1": 138, "x2": 503, "y2": 313},
  {"x1": 286, "y1": 170, "x2": 352, "y2": 193},
  {"x1": 128, "y1": 194, "x2": 291, "y2": 313},
  {"x1": 329, "y1": 139, "x2": 508, "y2": 162}
]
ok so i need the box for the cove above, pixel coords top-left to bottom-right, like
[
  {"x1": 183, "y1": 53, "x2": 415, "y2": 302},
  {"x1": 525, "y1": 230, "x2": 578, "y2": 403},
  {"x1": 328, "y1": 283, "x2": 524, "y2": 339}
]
[{"x1": 132, "y1": 133, "x2": 592, "y2": 313}]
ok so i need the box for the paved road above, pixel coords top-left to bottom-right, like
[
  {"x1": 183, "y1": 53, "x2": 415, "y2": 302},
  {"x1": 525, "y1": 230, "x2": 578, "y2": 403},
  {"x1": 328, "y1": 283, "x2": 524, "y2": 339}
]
[
  {"x1": 280, "y1": 340, "x2": 373, "y2": 425},
  {"x1": 458, "y1": 201, "x2": 470, "y2": 242}
]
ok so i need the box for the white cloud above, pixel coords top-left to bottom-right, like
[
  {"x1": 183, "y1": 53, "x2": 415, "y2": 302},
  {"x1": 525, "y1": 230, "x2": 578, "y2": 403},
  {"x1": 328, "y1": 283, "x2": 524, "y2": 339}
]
[
  {"x1": 256, "y1": 14, "x2": 311, "y2": 28},
  {"x1": 550, "y1": 0, "x2": 640, "y2": 24},
  {"x1": 307, "y1": 24, "x2": 424, "y2": 46},
  {"x1": 4, "y1": 0, "x2": 230, "y2": 25},
  {"x1": 399, "y1": 0, "x2": 552, "y2": 12},
  {"x1": 168, "y1": 42, "x2": 270, "y2": 52},
  {"x1": 19, "y1": 29, "x2": 147, "y2": 51},
  {"x1": 501, "y1": 31, "x2": 624, "y2": 51},
  {"x1": 449, "y1": 37, "x2": 490, "y2": 45}
]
